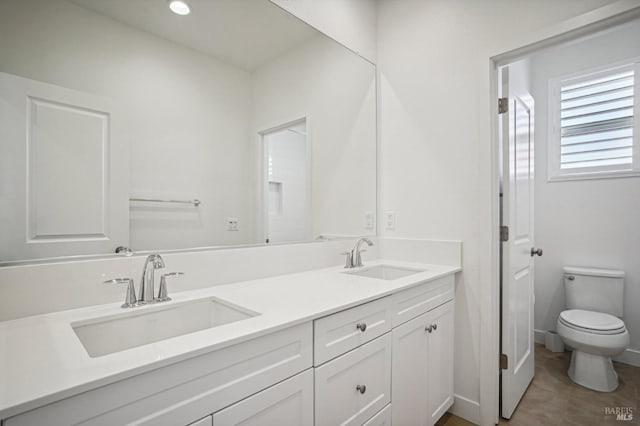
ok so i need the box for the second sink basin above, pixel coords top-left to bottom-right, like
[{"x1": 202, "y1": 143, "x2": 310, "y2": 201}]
[
  {"x1": 345, "y1": 264, "x2": 426, "y2": 280},
  {"x1": 72, "y1": 297, "x2": 258, "y2": 357}
]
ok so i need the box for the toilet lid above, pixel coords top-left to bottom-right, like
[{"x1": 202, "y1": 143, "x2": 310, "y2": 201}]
[{"x1": 560, "y1": 309, "x2": 625, "y2": 333}]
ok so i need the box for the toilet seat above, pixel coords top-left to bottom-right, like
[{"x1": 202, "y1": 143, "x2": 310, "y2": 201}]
[{"x1": 559, "y1": 309, "x2": 625, "y2": 335}]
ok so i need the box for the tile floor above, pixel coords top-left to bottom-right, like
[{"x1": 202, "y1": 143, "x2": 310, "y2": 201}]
[{"x1": 436, "y1": 344, "x2": 640, "y2": 426}]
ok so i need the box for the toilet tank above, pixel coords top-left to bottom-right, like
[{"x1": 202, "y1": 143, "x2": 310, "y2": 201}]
[{"x1": 564, "y1": 266, "x2": 625, "y2": 316}]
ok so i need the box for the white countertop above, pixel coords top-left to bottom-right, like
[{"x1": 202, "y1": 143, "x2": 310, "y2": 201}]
[{"x1": 0, "y1": 259, "x2": 460, "y2": 419}]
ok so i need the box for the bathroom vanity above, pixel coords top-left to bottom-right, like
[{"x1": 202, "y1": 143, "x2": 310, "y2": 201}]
[{"x1": 0, "y1": 260, "x2": 458, "y2": 426}]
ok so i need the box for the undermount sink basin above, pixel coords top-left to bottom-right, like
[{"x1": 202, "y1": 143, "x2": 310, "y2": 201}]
[
  {"x1": 345, "y1": 264, "x2": 427, "y2": 281},
  {"x1": 72, "y1": 298, "x2": 258, "y2": 357}
]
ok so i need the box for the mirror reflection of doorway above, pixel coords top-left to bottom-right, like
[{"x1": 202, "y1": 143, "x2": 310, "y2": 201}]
[{"x1": 262, "y1": 119, "x2": 309, "y2": 244}]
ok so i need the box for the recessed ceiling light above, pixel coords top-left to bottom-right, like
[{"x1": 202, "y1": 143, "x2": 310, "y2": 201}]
[{"x1": 169, "y1": 0, "x2": 191, "y2": 16}]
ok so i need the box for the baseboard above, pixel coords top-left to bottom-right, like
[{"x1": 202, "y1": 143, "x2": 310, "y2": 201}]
[
  {"x1": 614, "y1": 348, "x2": 640, "y2": 367},
  {"x1": 449, "y1": 394, "x2": 480, "y2": 425},
  {"x1": 534, "y1": 328, "x2": 546, "y2": 344}
]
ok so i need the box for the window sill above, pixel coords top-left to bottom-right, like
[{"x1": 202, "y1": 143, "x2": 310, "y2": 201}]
[{"x1": 548, "y1": 169, "x2": 640, "y2": 182}]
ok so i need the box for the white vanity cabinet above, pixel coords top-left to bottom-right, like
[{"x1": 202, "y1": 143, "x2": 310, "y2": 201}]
[
  {"x1": 392, "y1": 300, "x2": 455, "y2": 426},
  {"x1": 1, "y1": 271, "x2": 457, "y2": 426},
  {"x1": 313, "y1": 274, "x2": 455, "y2": 426},
  {"x1": 4, "y1": 323, "x2": 313, "y2": 426}
]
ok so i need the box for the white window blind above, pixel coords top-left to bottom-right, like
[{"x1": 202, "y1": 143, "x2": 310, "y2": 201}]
[{"x1": 560, "y1": 67, "x2": 634, "y2": 170}]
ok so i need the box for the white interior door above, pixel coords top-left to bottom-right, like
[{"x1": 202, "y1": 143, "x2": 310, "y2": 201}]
[
  {"x1": 500, "y1": 60, "x2": 537, "y2": 419},
  {"x1": 0, "y1": 72, "x2": 129, "y2": 262}
]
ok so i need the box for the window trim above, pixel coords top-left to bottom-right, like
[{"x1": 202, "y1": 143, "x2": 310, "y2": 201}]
[{"x1": 547, "y1": 59, "x2": 640, "y2": 182}]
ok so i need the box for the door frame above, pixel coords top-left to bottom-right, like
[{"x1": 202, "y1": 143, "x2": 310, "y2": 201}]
[
  {"x1": 485, "y1": 4, "x2": 640, "y2": 425},
  {"x1": 257, "y1": 116, "x2": 312, "y2": 244}
]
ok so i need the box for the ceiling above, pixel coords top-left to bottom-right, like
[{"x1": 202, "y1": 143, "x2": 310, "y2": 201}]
[{"x1": 69, "y1": 0, "x2": 319, "y2": 71}]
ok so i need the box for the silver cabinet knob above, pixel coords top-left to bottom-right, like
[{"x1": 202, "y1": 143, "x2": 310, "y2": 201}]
[
  {"x1": 356, "y1": 322, "x2": 367, "y2": 332},
  {"x1": 531, "y1": 248, "x2": 543, "y2": 257},
  {"x1": 356, "y1": 384, "x2": 367, "y2": 394},
  {"x1": 426, "y1": 325, "x2": 433, "y2": 333},
  {"x1": 432, "y1": 323, "x2": 437, "y2": 331}
]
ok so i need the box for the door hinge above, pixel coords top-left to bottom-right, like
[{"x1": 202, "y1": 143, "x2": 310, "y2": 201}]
[
  {"x1": 500, "y1": 226, "x2": 509, "y2": 242},
  {"x1": 498, "y1": 97, "x2": 508, "y2": 114},
  {"x1": 500, "y1": 353, "x2": 508, "y2": 370}
]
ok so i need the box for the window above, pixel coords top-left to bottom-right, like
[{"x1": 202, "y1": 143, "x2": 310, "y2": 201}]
[{"x1": 548, "y1": 61, "x2": 640, "y2": 181}]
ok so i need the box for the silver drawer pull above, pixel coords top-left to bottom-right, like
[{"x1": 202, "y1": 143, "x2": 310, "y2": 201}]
[
  {"x1": 356, "y1": 322, "x2": 367, "y2": 332},
  {"x1": 356, "y1": 384, "x2": 367, "y2": 394}
]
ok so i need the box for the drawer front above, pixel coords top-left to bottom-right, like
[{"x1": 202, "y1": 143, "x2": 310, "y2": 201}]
[
  {"x1": 363, "y1": 404, "x2": 391, "y2": 426},
  {"x1": 213, "y1": 369, "x2": 313, "y2": 426},
  {"x1": 314, "y1": 296, "x2": 391, "y2": 365},
  {"x1": 6, "y1": 323, "x2": 312, "y2": 426},
  {"x1": 391, "y1": 274, "x2": 454, "y2": 327},
  {"x1": 314, "y1": 333, "x2": 392, "y2": 426}
]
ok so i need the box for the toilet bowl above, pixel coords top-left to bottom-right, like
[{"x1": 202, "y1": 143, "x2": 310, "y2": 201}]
[
  {"x1": 557, "y1": 309, "x2": 629, "y2": 392},
  {"x1": 556, "y1": 266, "x2": 628, "y2": 392}
]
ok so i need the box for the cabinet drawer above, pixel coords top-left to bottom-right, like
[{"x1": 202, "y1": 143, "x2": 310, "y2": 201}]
[
  {"x1": 6, "y1": 323, "x2": 312, "y2": 426},
  {"x1": 213, "y1": 369, "x2": 313, "y2": 426},
  {"x1": 391, "y1": 274, "x2": 454, "y2": 327},
  {"x1": 314, "y1": 296, "x2": 391, "y2": 365},
  {"x1": 314, "y1": 334, "x2": 392, "y2": 426},
  {"x1": 363, "y1": 404, "x2": 391, "y2": 426}
]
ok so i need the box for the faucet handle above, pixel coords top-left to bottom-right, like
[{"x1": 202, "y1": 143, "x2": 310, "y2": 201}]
[
  {"x1": 341, "y1": 252, "x2": 353, "y2": 269},
  {"x1": 104, "y1": 278, "x2": 137, "y2": 308},
  {"x1": 157, "y1": 272, "x2": 184, "y2": 302}
]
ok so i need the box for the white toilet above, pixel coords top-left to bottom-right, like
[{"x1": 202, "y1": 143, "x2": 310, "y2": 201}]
[{"x1": 556, "y1": 266, "x2": 629, "y2": 392}]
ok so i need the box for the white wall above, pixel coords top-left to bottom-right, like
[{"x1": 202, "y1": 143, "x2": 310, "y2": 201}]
[
  {"x1": 530, "y1": 22, "x2": 640, "y2": 356},
  {"x1": 251, "y1": 35, "x2": 377, "y2": 240},
  {"x1": 269, "y1": 0, "x2": 377, "y2": 63},
  {"x1": 376, "y1": 0, "x2": 621, "y2": 423},
  {"x1": 0, "y1": 0, "x2": 255, "y2": 252}
]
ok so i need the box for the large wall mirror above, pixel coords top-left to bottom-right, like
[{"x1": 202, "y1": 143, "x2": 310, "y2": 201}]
[{"x1": 0, "y1": 0, "x2": 376, "y2": 264}]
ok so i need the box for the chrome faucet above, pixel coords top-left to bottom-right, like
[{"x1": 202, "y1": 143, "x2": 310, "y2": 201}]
[
  {"x1": 105, "y1": 254, "x2": 185, "y2": 308},
  {"x1": 139, "y1": 254, "x2": 165, "y2": 304},
  {"x1": 342, "y1": 237, "x2": 374, "y2": 268}
]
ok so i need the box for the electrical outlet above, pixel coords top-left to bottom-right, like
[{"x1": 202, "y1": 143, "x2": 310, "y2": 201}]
[
  {"x1": 384, "y1": 211, "x2": 396, "y2": 230},
  {"x1": 226, "y1": 218, "x2": 239, "y2": 231},
  {"x1": 364, "y1": 211, "x2": 374, "y2": 230}
]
